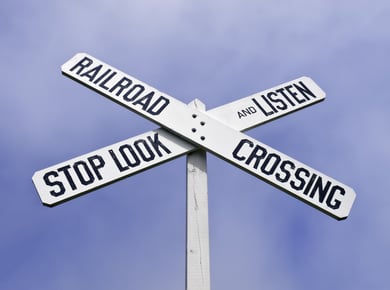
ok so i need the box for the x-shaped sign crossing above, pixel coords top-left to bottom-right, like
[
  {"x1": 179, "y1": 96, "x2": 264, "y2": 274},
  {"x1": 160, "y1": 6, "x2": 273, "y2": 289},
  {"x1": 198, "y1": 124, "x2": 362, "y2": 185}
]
[{"x1": 33, "y1": 53, "x2": 355, "y2": 220}]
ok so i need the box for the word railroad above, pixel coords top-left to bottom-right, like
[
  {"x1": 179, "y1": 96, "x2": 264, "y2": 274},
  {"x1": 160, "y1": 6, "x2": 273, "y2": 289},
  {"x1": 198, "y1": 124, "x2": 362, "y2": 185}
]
[{"x1": 33, "y1": 53, "x2": 356, "y2": 220}]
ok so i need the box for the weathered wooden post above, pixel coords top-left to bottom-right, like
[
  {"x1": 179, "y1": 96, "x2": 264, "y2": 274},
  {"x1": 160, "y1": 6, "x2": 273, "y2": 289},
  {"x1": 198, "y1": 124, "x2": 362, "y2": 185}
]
[{"x1": 186, "y1": 100, "x2": 210, "y2": 290}]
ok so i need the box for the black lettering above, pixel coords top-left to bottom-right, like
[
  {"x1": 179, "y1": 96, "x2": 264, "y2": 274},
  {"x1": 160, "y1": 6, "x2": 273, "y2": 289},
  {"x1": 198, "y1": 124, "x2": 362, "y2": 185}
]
[
  {"x1": 246, "y1": 144, "x2": 267, "y2": 169},
  {"x1": 238, "y1": 111, "x2": 246, "y2": 119},
  {"x1": 238, "y1": 107, "x2": 257, "y2": 118},
  {"x1": 285, "y1": 85, "x2": 305, "y2": 104},
  {"x1": 252, "y1": 98, "x2": 274, "y2": 116},
  {"x1": 109, "y1": 77, "x2": 133, "y2": 96},
  {"x1": 109, "y1": 149, "x2": 129, "y2": 172},
  {"x1": 294, "y1": 81, "x2": 317, "y2": 100},
  {"x1": 261, "y1": 95, "x2": 278, "y2": 113},
  {"x1": 87, "y1": 155, "x2": 105, "y2": 180},
  {"x1": 73, "y1": 161, "x2": 95, "y2": 186},
  {"x1": 79, "y1": 64, "x2": 102, "y2": 82},
  {"x1": 326, "y1": 185, "x2": 345, "y2": 209},
  {"x1": 241, "y1": 108, "x2": 250, "y2": 116},
  {"x1": 290, "y1": 167, "x2": 310, "y2": 190},
  {"x1": 58, "y1": 165, "x2": 77, "y2": 190},
  {"x1": 276, "y1": 160, "x2": 295, "y2": 183},
  {"x1": 275, "y1": 88, "x2": 295, "y2": 106},
  {"x1": 134, "y1": 139, "x2": 155, "y2": 161},
  {"x1": 267, "y1": 92, "x2": 288, "y2": 110},
  {"x1": 119, "y1": 144, "x2": 141, "y2": 167},
  {"x1": 99, "y1": 71, "x2": 117, "y2": 90},
  {"x1": 132, "y1": 91, "x2": 154, "y2": 111},
  {"x1": 43, "y1": 171, "x2": 65, "y2": 197},
  {"x1": 123, "y1": 84, "x2": 145, "y2": 101},
  {"x1": 303, "y1": 173, "x2": 318, "y2": 195},
  {"x1": 147, "y1": 96, "x2": 170, "y2": 115},
  {"x1": 232, "y1": 139, "x2": 253, "y2": 161},
  {"x1": 70, "y1": 56, "x2": 93, "y2": 74},
  {"x1": 309, "y1": 176, "x2": 331, "y2": 203},
  {"x1": 261, "y1": 153, "x2": 281, "y2": 175},
  {"x1": 147, "y1": 133, "x2": 171, "y2": 157},
  {"x1": 93, "y1": 68, "x2": 112, "y2": 84},
  {"x1": 248, "y1": 106, "x2": 257, "y2": 114}
]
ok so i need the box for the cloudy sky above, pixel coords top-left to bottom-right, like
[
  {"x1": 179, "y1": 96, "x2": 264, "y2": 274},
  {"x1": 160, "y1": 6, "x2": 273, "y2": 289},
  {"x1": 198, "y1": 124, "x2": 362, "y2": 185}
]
[{"x1": 1, "y1": 0, "x2": 390, "y2": 289}]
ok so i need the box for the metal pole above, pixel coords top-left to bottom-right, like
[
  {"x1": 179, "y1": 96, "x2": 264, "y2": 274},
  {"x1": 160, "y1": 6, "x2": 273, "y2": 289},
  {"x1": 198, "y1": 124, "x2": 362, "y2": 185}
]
[{"x1": 186, "y1": 99, "x2": 211, "y2": 290}]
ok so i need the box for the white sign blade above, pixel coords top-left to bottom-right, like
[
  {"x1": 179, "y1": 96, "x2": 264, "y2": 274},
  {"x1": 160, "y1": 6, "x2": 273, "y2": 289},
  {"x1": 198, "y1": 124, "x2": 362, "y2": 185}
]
[
  {"x1": 208, "y1": 76, "x2": 325, "y2": 131},
  {"x1": 194, "y1": 126, "x2": 356, "y2": 220},
  {"x1": 60, "y1": 53, "x2": 355, "y2": 219},
  {"x1": 33, "y1": 78, "x2": 325, "y2": 207},
  {"x1": 33, "y1": 129, "x2": 194, "y2": 206},
  {"x1": 61, "y1": 53, "x2": 325, "y2": 134}
]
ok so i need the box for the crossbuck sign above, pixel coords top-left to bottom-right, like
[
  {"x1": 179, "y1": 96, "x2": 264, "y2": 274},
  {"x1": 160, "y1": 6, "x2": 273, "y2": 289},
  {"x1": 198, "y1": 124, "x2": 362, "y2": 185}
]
[{"x1": 33, "y1": 53, "x2": 355, "y2": 220}]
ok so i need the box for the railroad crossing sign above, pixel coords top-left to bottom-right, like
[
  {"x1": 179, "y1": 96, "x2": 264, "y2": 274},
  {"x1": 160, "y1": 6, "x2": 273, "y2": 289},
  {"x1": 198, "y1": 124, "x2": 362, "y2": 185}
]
[
  {"x1": 32, "y1": 53, "x2": 356, "y2": 290},
  {"x1": 33, "y1": 53, "x2": 355, "y2": 220}
]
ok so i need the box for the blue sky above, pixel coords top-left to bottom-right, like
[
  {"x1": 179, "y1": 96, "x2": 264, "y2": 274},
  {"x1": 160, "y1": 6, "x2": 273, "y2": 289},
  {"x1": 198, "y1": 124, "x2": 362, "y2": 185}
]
[{"x1": 1, "y1": 0, "x2": 390, "y2": 289}]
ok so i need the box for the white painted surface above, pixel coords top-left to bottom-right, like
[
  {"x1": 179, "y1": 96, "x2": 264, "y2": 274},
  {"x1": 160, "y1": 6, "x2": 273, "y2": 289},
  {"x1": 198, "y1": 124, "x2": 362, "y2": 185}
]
[
  {"x1": 32, "y1": 129, "x2": 193, "y2": 206},
  {"x1": 34, "y1": 53, "x2": 355, "y2": 219},
  {"x1": 34, "y1": 55, "x2": 326, "y2": 207},
  {"x1": 208, "y1": 76, "x2": 325, "y2": 131},
  {"x1": 186, "y1": 100, "x2": 210, "y2": 290}
]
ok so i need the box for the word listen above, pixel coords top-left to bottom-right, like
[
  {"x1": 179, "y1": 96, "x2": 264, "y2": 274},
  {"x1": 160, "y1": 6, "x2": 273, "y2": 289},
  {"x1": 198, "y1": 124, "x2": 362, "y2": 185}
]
[
  {"x1": 68, "y1": 56, "x2": 170, "y2": 116},
  {"x1": 237, "y1": 80, "x2": 318, "y2": 119}
]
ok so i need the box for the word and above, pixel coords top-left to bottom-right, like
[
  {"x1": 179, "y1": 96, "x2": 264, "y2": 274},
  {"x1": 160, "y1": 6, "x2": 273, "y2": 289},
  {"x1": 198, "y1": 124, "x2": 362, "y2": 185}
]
[{"x1": 237, "y1": 81, "x2": 318, "y2": 119}]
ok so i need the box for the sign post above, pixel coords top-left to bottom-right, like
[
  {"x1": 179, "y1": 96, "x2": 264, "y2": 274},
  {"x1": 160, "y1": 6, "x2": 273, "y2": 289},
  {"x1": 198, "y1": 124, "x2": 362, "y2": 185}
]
[
  {"x1": 32, "y1": 52, "x2": 356, "y2": 288},
  {"x1": 186, "y1": 100, "x2": 210, "y2": 290}
]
